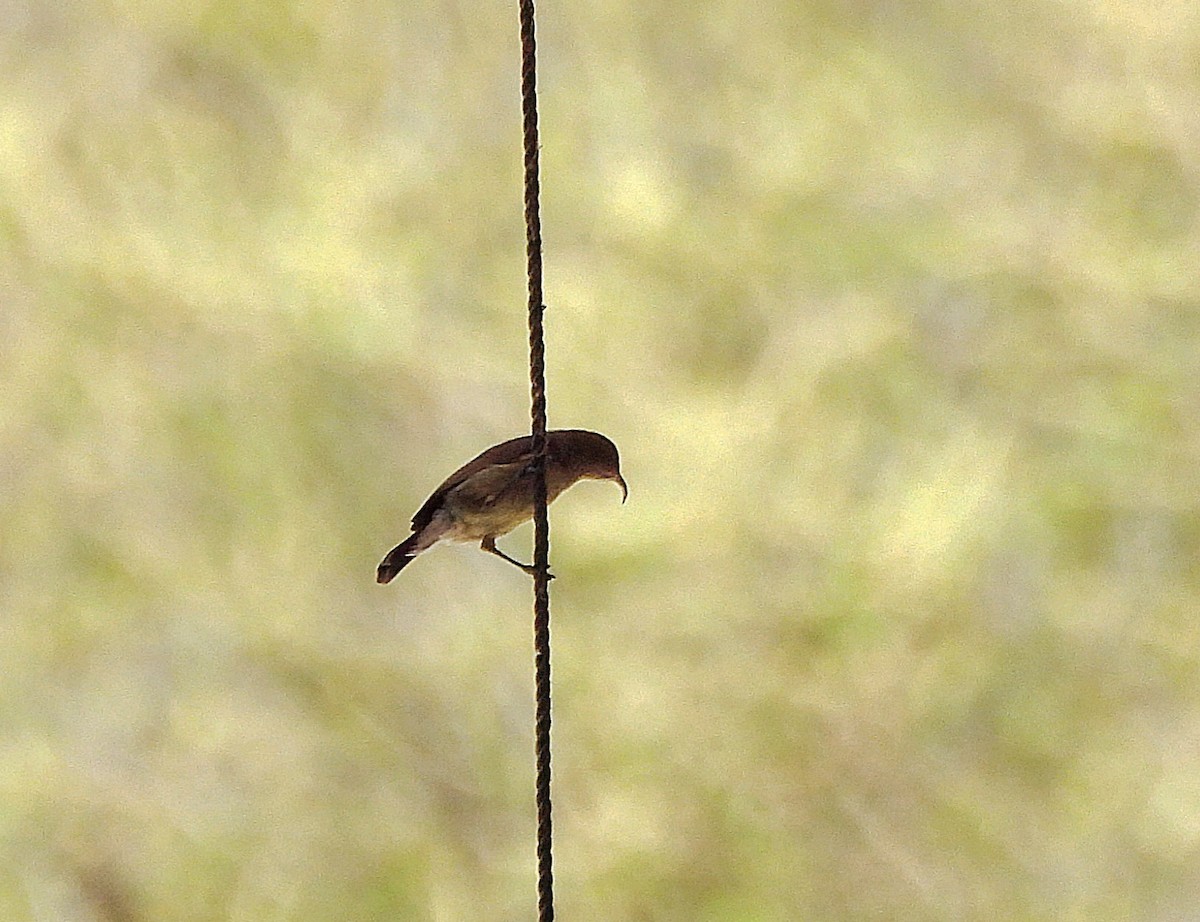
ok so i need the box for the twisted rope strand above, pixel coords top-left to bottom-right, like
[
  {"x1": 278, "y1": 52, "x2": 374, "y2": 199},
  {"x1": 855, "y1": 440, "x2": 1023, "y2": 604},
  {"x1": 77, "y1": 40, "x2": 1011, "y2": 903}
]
[{"x1": 519, "y1": 1, "x2": 554, "y2": 919}]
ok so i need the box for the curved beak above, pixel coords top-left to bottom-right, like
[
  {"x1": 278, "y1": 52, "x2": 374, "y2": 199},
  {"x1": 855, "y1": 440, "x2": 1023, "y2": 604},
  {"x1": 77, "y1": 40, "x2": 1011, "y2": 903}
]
[{"x1": 613, "y1": 473, "x2": 628, "y2": 503}]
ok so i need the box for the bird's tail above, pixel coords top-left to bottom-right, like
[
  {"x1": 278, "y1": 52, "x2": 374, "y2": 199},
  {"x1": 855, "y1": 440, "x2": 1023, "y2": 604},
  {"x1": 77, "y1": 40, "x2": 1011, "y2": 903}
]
[{"x1": 377, "y1": 533, "x2": 421, "y2": 584}]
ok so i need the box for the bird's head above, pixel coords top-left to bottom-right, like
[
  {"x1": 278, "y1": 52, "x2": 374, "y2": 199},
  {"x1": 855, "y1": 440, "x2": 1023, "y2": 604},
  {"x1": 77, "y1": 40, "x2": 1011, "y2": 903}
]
[{"x1": 550, "y1": 429, "x2": 628, "y2": 502}]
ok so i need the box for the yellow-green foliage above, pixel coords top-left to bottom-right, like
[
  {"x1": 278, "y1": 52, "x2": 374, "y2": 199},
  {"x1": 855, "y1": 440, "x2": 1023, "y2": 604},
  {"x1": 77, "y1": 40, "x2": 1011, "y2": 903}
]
[{"x1": 2, "y1": 1, "x2": 1198, "y2": 919}]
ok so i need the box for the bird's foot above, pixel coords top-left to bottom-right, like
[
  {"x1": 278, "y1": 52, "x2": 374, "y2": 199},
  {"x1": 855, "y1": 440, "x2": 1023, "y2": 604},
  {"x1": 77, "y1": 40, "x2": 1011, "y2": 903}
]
[
  {"x1": 482, "y1": 538, "x2": 555, "y2": 579},
  {"x1": 518, "y1": 563, "x2": 555, "y2": 581}
]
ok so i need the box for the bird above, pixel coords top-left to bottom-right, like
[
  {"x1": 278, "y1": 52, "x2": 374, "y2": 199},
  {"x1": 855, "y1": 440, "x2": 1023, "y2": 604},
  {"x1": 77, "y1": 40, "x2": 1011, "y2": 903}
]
[{"x1": 377, "y1": 429, "x2": 627, "y2": 583}]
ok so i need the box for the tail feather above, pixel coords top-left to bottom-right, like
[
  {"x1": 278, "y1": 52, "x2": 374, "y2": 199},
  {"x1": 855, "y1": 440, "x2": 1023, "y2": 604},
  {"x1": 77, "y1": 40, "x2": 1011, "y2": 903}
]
[{"x1": 377, "y1": 533, "x2": 421, "y2": 584}]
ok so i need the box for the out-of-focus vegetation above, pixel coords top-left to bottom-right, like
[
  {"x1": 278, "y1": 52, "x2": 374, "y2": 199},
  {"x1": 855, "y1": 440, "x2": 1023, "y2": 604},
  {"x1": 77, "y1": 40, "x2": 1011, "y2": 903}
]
[{"x1": 2, "y1": 0, "x2": 1199, "y2": 918}]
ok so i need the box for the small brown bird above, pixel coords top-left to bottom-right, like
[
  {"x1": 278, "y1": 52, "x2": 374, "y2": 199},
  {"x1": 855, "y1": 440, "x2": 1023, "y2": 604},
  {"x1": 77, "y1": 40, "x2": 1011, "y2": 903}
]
[{"x1": 377, "y1": 429, "x2": 627, "y2": 583}]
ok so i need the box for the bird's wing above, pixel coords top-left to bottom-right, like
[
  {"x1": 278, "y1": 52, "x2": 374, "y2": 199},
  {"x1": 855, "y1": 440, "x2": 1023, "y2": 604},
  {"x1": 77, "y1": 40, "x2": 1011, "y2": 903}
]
[
  {"x1": 410, "y1": 435, "x2": 534, "y2": 532},
  {"x1": 446, "y1": 460, "x2": 532, "y2": 508}
]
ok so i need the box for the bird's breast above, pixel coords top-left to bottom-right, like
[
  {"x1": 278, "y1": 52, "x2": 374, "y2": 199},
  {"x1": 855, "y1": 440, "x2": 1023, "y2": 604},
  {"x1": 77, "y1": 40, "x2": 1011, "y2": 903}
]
[{"x1": 442, "y1": 499, "x2": 533, "y2": 541}]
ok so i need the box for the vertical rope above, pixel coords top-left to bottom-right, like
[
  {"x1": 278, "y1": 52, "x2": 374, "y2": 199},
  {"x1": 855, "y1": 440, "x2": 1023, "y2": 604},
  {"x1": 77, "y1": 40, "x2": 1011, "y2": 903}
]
[{"x1": 518, "y1": 1, "x2": 554, "y2": 920}]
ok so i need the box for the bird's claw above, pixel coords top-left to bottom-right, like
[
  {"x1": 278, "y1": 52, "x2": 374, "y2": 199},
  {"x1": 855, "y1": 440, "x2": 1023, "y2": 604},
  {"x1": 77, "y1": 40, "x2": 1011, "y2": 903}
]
[{"x1": 521, "y1": 564, "x2": 555, "y2": 581}]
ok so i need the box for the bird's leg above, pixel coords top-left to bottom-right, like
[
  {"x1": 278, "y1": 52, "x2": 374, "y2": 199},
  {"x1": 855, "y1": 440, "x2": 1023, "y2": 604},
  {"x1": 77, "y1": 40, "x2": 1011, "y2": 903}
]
[{"x1": 480, "y1": 536, "x2": 554, "y2": 579}]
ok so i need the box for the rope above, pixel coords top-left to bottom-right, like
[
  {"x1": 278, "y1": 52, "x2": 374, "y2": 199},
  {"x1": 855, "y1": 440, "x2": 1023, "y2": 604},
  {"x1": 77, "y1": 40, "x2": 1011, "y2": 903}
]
[{"x1": 518, "y1": 1, "x2": 554, "y2": 919}]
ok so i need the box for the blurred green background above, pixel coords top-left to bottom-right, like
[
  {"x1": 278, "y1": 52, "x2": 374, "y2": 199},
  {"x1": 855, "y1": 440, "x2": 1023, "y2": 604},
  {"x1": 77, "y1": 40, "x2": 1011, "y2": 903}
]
[{"x1": 3, "y1": 0, "x2": 1199, "y2": 919}]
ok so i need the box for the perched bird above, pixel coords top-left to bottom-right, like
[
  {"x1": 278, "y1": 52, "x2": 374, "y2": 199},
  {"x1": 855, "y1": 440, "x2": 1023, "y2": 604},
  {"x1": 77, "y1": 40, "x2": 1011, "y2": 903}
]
[{"x1": 377, "y1": 429, "x2": 627, "y2": 583}]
